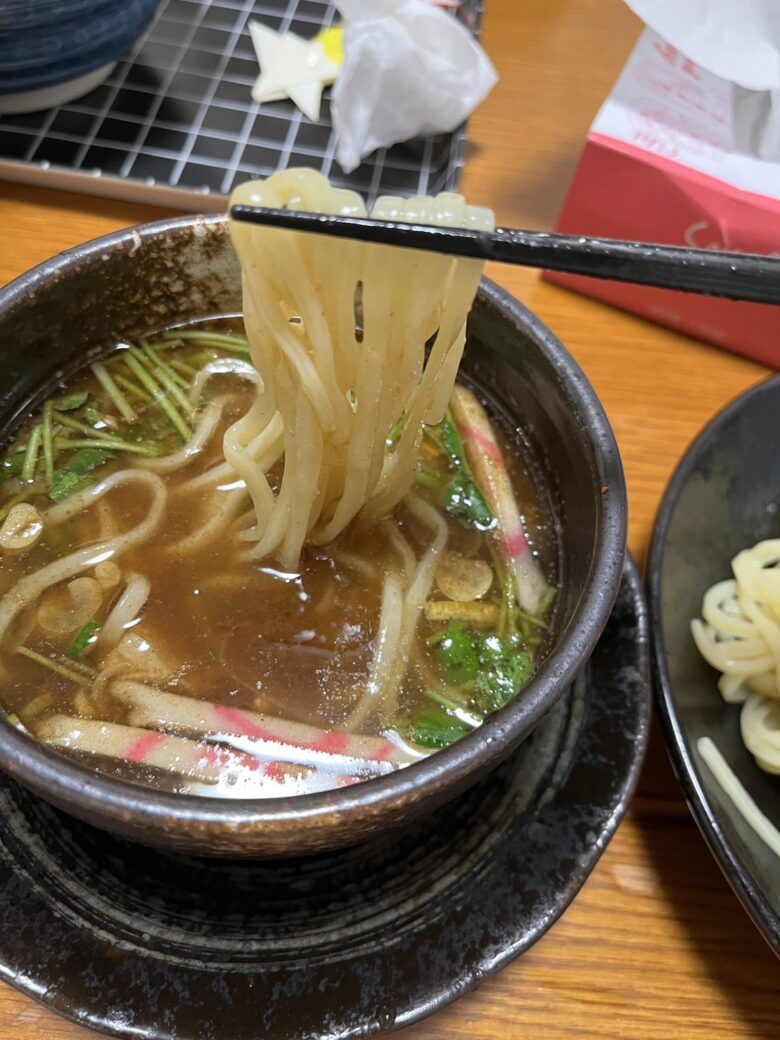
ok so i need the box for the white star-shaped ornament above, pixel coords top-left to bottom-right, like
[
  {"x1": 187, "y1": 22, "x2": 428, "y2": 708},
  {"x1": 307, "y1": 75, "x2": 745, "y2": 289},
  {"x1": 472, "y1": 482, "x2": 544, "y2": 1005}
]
[{"x1": 249, "y1": 21, "x2": 341, "y2": 122}]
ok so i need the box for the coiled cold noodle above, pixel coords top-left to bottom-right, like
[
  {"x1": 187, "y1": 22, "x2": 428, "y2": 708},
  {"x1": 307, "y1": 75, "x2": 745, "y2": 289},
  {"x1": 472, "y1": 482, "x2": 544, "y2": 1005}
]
[{"x1": 692, "y1": 538, "x2": 780, "y2": 855}]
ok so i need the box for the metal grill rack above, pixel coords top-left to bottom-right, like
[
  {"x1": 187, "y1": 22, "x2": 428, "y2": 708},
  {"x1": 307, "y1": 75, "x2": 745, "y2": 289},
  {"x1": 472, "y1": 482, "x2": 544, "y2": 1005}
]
[{"x1": 0, "y1": 0, "x2": 482, "y2": 209}]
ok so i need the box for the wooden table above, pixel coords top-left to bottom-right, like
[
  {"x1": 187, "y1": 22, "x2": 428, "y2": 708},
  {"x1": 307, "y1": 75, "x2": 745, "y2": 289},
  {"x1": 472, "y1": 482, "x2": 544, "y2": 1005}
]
[{"x1": 0, "y1": 1, "x2": 777, "y2": 1036}]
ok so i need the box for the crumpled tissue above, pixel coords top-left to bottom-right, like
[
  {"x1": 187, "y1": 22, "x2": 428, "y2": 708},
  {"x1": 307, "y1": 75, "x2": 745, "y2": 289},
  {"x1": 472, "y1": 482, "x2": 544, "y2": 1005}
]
[{"x1": 332, "y1": 0, "x2": 497, "y2": 173}]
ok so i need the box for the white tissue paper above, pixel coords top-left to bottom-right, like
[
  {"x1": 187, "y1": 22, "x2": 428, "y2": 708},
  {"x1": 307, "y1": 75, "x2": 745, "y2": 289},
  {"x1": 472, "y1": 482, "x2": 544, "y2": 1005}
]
[
  {"x1": 623, "y1": 0, "x2": 780, "y2": 162},
  {"x1": 332, "y1": 0, "x2": 497, "y2": 173}
]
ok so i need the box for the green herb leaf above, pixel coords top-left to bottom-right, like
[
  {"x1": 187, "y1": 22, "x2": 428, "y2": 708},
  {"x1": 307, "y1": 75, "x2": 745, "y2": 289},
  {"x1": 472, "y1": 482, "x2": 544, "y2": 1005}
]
[
  {"x1": 53, "y1": 391, "x2": 89, "y2": 413},
  {"x1": 425, "y1": 416, "x2": 465, "y2": 464},
  {"x1": 82, "y1": 398, "x2": 106, "y2": 426},
  {"x1": 426, "y1": 417, "x2": 495, "y2": 533},
  {"x1": 435, "y1": 620, "x2": 480, "y2": 685},
  {"x1": 441, "y1": 472, "x2": 494, "y2": 530},
  {"x1": 48, "y1": 446, "x2": 114, "y2": 502},
  {"x1": 47, "y1": 471, "x2": 94, "y2": 502},
  {"x1": 66, "y1": 621, "x2": 101, "y2": 659},
  {"x1": 0, "y1": 453, "x2": 26, "y2": 482},
  {"x1": 433, "y1": 621, "x2": 534, "y2": 713},
  {"x1": 410, "y1": 706, "x2": 473, "y2": 750},
  {"x1": 65, "y1": 446, "x2": 114, "y2": 475},
  {"x1": 473, "y1": 636, "x2": 533, "y2": 712}
]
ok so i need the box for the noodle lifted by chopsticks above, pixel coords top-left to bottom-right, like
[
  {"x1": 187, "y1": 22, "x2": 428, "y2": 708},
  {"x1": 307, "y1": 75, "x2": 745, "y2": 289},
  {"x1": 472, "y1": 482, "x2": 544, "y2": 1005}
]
[{"x1": 228, "y1": 169, "x2": 494, "y2": 570}]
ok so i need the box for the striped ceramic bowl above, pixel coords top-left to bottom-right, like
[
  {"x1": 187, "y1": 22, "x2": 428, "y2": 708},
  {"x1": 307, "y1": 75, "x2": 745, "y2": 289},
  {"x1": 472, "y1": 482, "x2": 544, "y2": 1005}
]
[{"x1": 0, "y1": 0, "x2": 161, "y2": 113}]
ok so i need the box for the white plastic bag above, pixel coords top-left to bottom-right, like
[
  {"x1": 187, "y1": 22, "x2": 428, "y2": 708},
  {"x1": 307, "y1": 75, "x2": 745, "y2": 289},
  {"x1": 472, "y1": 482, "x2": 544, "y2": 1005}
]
[
  {"x1": 332, "y1": 0, "x2": 497, "y2": 173},
  {"x1": 624, "y1": 0, "x2": 780, "y2": 160}
]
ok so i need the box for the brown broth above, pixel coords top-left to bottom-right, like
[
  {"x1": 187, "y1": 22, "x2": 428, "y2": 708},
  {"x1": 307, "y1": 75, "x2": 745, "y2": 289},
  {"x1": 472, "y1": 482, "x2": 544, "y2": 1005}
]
[{"x1": 0, "y1": 320, "x2": 557, "y2": 797}]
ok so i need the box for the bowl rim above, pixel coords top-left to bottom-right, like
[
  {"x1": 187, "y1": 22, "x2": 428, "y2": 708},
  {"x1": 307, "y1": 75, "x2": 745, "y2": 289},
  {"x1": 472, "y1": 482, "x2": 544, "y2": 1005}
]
[
  {"x1": 647, "y1": 371, "x2": 780, "y2": 954},
  {"x1": 0, "y1": 213, "x2": 628, "y2": 838}
]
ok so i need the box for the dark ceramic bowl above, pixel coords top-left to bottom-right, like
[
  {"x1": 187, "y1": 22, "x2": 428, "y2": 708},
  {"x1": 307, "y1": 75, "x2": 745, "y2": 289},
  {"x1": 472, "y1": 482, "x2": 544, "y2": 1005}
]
[
  {"x1": 0, "y1": 215, "x2": 627, "y2": 857},
  {"x1": 649, "y1": 374, "x2": 780, "y2": 953}
]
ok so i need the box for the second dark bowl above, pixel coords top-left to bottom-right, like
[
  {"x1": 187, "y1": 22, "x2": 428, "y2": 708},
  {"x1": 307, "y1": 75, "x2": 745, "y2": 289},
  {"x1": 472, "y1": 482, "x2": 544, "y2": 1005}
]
[{"x1": 0, "y1": 216, "x2": 627, "y2": 856}]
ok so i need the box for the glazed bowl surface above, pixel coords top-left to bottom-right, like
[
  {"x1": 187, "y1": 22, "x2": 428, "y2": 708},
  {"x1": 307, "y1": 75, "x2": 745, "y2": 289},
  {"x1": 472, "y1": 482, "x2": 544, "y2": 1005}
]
[{"x1": 0, "y1": 215, "x2": 626, "y2": 856}]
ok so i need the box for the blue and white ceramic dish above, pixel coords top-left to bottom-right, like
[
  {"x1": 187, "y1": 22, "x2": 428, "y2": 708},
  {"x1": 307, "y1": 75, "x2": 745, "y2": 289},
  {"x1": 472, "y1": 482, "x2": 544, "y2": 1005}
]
[{"x1": 0, "y1": 0, "x2": 161, "y2": 113}]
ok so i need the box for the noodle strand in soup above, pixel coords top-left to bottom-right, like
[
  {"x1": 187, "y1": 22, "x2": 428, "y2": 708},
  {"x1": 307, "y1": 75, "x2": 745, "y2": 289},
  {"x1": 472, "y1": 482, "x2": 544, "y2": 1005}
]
[{"x1": 0, "y1": 171, "x2": 557, "y2": 798}]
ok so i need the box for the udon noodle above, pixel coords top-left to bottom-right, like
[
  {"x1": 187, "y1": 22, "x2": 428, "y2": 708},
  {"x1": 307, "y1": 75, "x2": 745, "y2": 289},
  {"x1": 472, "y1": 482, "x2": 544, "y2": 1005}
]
[
  {"x1": 228, "y1": 172, "x2": 495, "y2": 567},
  {"x1": 0, "y1": 170, "x2": 556, "y2": 797},
  {"x1": 691, "y1": 539, "x2": 780, "y2": 854}
]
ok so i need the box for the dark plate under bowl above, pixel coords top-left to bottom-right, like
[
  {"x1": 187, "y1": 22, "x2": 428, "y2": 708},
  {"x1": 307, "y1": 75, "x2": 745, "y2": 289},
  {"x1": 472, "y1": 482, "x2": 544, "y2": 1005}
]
[
  {"x1": 649, "y1": 374, "x2": 780, "y2": 953},
  {"x1": 0, "y1": 215, "x2": 626, "y2": 857},
  {"x1": 0, "y1": 559, "x2": 650, "y2": 1040}
]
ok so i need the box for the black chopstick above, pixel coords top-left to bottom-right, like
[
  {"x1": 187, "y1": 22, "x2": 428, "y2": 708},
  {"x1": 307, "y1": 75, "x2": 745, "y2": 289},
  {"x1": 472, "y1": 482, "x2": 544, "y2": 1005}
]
[{"x1": 229, "y1": 204, "x2": 780, "y2": 307}]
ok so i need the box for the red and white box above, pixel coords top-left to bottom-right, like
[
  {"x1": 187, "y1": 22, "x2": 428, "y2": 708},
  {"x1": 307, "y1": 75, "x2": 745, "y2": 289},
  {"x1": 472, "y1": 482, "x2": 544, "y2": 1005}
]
[{"x1": 546, "y1": 27, "x2": 780, "y2": 368}]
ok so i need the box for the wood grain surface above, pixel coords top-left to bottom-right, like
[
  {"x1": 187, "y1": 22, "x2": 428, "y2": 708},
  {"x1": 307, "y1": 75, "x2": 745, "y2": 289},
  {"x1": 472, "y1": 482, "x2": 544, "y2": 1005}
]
[{"x1": 0, "y1": 1, "x2": 777, "y2": 1037}]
